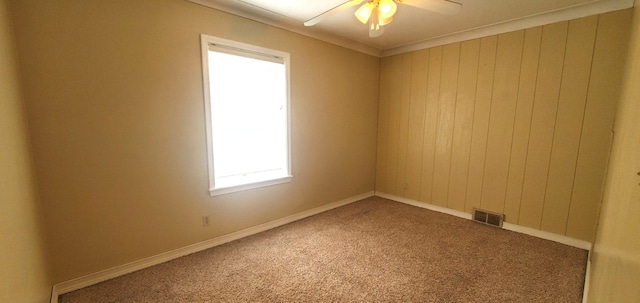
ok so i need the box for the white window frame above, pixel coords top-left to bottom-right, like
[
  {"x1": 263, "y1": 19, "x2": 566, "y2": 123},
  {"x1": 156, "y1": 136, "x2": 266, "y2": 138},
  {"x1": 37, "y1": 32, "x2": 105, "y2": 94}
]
[{"x1": 200, "y1": 34, "x2": 292, "y2": 196}]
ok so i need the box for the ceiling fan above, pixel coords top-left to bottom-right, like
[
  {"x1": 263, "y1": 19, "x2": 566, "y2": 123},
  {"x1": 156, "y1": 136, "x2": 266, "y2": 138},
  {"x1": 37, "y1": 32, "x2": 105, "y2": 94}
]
[{"x1": 304, "y1": 0, "x2": 462, "y2": 38}]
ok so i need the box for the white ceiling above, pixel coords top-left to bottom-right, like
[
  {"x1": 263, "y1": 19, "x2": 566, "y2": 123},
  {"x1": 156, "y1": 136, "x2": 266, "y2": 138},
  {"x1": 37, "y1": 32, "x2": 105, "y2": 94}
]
[{"x1": 188, "y1": 0, "x2": 634, "y2": 56}]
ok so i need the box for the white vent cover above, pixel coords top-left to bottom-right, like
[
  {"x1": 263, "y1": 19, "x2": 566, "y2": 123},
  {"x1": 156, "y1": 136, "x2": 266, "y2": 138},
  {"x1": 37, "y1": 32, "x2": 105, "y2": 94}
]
[{"x1": 472, "y1": 208, "x2": 504, "y2": 228}]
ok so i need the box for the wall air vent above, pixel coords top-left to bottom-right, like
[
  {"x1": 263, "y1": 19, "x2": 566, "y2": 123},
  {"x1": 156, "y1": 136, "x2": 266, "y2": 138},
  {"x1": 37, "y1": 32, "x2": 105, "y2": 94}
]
[{"x1": 472, "y1": 208, "x2": 504, "y2": 228}]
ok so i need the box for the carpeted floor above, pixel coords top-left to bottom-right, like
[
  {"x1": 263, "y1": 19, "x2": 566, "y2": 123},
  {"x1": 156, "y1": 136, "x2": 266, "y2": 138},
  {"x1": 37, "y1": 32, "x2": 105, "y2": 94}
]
[{"x1": 59, "y1": 196, "x2": 588, "y2": 302}]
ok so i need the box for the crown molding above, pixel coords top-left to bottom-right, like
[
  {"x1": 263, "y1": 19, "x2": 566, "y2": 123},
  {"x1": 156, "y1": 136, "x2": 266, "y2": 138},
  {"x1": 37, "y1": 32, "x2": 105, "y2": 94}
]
[
  {"x1": 186, "y1": 0, "x2": 382, "y2": 57},
  {"x1": 187, "y1": 0, "x2": 634, "y2": 58},
  {"x1": 382, "y1": 0, "x2": 634, "y2": 57}
]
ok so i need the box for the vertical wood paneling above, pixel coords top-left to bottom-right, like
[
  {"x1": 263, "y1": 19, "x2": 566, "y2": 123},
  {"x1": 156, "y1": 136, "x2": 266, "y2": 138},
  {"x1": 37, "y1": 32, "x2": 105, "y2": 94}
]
[
  {"x1": 404, "y1": 49, "x2": 429, "y2": 200},
  {"x1": 480, "y1": 31, "x2": 524, "y2": 213},
  {"x1": 567, "y1": 11, "x2": 633, "y2": 241},
  {"x1": 431, "y1": 43, "x2": 460, "y2": 207},
  {"x1": 503, "y1": 27, "x2": 543, "y2": 223},
  {"x1": 447, "y1": 40, "x2": 480, "y2": 211},
  {"x1": 375, "y1": 10, "x2": 630, "y2": 242},
  {"x1": 383, "y1": 55, "x2": 403, "y2": 194},
  {"x1": 418, "y1": 47, "x2": 442, "y2": 203},
  {"x1": 465, "y1": 36, "x2": 497, "y2": 212},
  {"x1": 519, "y1": 22, "x2": 569, "y2": 229},
  {"x1": 394, "y1": 53, "x2": 414, "y2": 195},
  {"x1": 541, "y1": 16, "x2": 598, "y2": 235},
  {"x1": 375, "y1": 57, "x2": 393, "y2": 192}
]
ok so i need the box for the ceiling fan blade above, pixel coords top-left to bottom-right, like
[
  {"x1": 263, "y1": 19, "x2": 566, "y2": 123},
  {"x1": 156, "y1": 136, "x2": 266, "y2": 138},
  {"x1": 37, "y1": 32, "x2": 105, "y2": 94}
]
[
  {"x1": 398, "y1": 0, "x2": 462, "y2": 16},
  {"x1": 304, "y1": 0, "x2": 364, "y2": 26}
]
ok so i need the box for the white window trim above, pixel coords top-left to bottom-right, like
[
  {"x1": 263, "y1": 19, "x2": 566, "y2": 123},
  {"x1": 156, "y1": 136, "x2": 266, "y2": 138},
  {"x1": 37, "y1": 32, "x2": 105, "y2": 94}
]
[{"x1": 200, "y1": 34, "x2": 292, "y2": 196}]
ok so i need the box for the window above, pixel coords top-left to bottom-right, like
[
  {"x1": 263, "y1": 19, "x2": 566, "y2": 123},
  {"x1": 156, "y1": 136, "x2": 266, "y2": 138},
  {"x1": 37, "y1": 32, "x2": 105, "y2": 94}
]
[{"x1": 200, "y1": 35, "x2": 291, "y2": 196}]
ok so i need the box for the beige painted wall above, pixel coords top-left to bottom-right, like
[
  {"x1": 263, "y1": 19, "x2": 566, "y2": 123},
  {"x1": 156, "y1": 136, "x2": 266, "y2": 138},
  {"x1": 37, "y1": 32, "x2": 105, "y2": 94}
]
[
  {"x1": 8, "y1": 0, "x2": 637, "y2": 290},
  {"x1": 10, "y1": 0, "x2": 379, "y2": 283},
  {"x1": 0, "y1": 0, "x2": 52, "y2": 301},
  {"x1": 587, "y1": 3, "x2": 640, "y2": 302},
  {"x1": 375, "y1": 10, "x2": 631, "y2": 242}
]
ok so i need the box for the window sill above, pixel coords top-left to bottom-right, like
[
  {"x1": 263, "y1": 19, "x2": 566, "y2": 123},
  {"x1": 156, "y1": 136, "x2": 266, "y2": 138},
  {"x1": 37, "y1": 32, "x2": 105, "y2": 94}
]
[{"x1": 209, "y1": 175, "x2": 292, "y2": 197}]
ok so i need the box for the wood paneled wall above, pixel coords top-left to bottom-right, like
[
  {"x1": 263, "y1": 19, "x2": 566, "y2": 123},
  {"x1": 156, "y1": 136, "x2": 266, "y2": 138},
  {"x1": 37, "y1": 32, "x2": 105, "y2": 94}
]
[{"x1": 375, "y1": 11, "x2": 632, "y2": 242}]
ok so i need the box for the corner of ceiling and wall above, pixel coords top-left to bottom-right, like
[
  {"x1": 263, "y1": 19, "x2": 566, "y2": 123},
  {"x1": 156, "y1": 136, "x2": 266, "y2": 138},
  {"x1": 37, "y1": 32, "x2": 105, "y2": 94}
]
[{"x1": 187, "y1": 0, "x2": 634, "y2": 58}]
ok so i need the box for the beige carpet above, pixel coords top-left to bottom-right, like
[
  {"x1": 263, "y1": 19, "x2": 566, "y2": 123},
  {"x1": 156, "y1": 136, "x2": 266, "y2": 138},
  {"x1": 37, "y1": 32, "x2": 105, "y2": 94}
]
[{"x1": 60, "y1": 197, "x2": 588, "y2": 302}]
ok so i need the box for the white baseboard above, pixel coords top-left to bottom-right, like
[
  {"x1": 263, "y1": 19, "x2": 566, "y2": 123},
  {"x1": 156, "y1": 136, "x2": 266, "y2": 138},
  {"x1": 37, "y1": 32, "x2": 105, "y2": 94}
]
[
  {"x1": 582, "y1": 250, "x2": 592, "y2": 303},
  {"x1": 375, "y1": 191, "x2": 592, "y2": 251},
  {"x1": 375, "y1": 192, "x2": 473, "y2": 220},
  {"x1": 376, "y1": 191, "x2": 593, "y2": 301},
  {"x1": 502, "y1": 222, "x2": 592, "y2": 250},
  {"x1": 50, "y1": 285, "x2": 58, "y2": 303},
  {"x1": 50, "y1": 191, "x2": 374, "y2": 302},
  {"x1": 50, "y1": 190, "x2": 591, "y2": 302}
]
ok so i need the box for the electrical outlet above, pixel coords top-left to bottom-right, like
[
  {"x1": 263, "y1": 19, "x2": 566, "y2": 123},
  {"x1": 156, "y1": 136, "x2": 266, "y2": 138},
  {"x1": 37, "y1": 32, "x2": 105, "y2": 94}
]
[{"x1": 202, "y1": 215, "x2": 210, "y2": 227}]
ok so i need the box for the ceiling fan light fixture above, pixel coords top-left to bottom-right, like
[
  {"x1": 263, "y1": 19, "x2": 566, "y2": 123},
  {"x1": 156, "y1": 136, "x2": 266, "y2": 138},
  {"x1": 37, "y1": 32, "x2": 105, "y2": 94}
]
[
  {"x1": 368, "y1": 7, "x2": 384, "y2": 37},
  {"x1": 379, "y1": 15, "x2": 393, "y2": 26},
  {"x1": 304, "y1": 0, "x2": 463, "y2": 38},
  {"x1": 369, "y1": 22, "x2": 384, "y2": 37},
  {"x1": 378, "y1": 0, "x2": 397, "y2": 19},
  {"x1": 355, "y1": 2, "x2": 374, "y2": 24}
]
